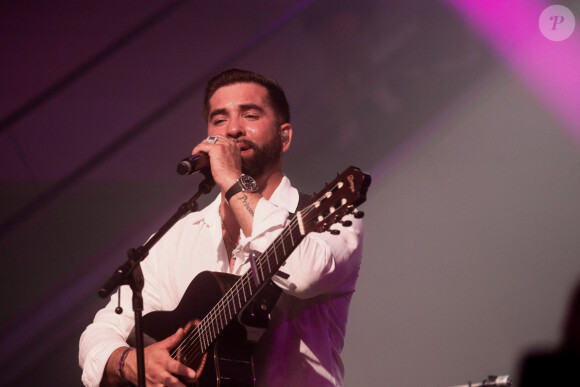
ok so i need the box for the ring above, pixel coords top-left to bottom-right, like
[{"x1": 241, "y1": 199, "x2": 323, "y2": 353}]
[{"x1": 206, "y1": 136, "x2": 218, "y2": 144}]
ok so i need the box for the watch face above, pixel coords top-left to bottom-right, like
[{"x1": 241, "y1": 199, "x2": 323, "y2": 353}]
[{"x1": 239, "y1": 174, "x2": 258, "y2": 191}]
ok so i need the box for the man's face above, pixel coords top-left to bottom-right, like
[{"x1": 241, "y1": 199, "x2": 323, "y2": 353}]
[{"x1": 207, "y1": 82, "x2": 284, "y2": 178}]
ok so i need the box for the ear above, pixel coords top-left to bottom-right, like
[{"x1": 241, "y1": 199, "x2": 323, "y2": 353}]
[{"x1": 279, "y1": 123, "x2": 292, "y2": 153}]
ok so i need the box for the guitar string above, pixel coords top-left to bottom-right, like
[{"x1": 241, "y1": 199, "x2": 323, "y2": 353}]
[
  {"x1": 171, "y1": 228, "x2": 298, "y2": 363},
  {"x1": 170, "y1": 192, "x2": 339, "y2": 363},
  {"x1": 172, "y1": 178, "x2": 356, "y2": 364},
  {"x1": 168, "y1": 214, "x2": 291, "y2": 353},
  {"x1": 170, "y1": 214, "x2": 305, "y2": 362},
  {"x1": 170, "y1": 188, "x2": 340, "y2": 363},
  {"x1": 169, "y1": 207, "x2": 311, "y2": 362},
  {"x1": 169, "y1": 194, "x2": 332, "y2": 362},
  {"x1": 177, "y1": 179, "x2": 351, "y2": 363},
  {"x1": 190, "y1": 228, "x2": 298, "y2": 360}
]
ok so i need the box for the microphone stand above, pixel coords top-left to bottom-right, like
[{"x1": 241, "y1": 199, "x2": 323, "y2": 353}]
[{"x1": 98, "y1": 169, "x2": 214, "y2": 387}]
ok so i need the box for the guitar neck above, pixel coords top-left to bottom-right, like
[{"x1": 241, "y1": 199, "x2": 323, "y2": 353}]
[
  {"x1": 171, "y1": 165, "x2": 370, "y2": 365},
  {"x1": 196, "y1": 214, "x2": 306, "y2": 352}
]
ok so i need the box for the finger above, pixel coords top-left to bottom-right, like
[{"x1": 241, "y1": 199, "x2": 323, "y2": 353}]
[
  {"x1": 205, "y1": 135, "x2": 228, "y2": 144},
  {"x1": 191, "y1": 140, "x2": 212, "y2": 156},
  {"x1": 162, "y1": 328, "x2": 185, "y2": 349},
  {"x1": 155, "y1": 372, "x2": 187, "y2": 387},
  {"x1": 192, "y1": 135, "x2": 236, "y2": 152},
  {"x1": 168, "y1": 359, "x2": 197, "y2": 382},
  {"x1": 191, "y1": 139, "x2": 224, "y2": 159},
  {"x1": 204, "y1": 135, "x2": 238, "y2": 146}
]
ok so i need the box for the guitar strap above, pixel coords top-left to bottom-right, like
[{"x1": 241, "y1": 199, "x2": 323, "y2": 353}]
[
  {"x1": 241, "y1": 191, "x2": 312, "y2": 328},
  {"x1": 272, "y1": 191, "x2": 312, "y2": 281},
  {"x1": 295, "y1": 191, "x2": 313, "y2": 216}
]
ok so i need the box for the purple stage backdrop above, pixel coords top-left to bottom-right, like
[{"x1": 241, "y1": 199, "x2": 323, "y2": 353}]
[{"x1": 1, "y1": 1, "x2": 580, "y2": 386}]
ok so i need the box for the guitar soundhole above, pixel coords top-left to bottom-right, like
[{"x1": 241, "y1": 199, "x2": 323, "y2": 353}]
[{"x1": 176, "y1": 319, "x2": 207, "y2": 384}]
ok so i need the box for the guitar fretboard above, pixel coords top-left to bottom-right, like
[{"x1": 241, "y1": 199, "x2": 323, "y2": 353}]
[
  {"x1": 168, "y1": 166, "x2": 369, "y2": 368},
  {"x1": 171, "y1": 211, "x2": 308, "y2": 363},
  {"x1": 198, "y1": 214, "x2": 305, "y2": 350}
]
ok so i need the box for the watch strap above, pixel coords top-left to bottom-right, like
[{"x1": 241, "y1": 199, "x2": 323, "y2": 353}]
[
  {"x1": 225, "y1": 174, "x2": 257, "y2": 204},
  {"x1": 225, "y1": 181, "x2": 243, "y2": 204}
]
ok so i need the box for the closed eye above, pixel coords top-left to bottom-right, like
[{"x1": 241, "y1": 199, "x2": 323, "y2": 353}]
[{"x1": 240, "y1": 104, "x2": 265, "y2": 119}]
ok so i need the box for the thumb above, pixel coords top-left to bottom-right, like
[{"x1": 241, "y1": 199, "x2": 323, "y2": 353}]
[{"x1": 162, "y1": 327, "x2": 185, "y2": 349}]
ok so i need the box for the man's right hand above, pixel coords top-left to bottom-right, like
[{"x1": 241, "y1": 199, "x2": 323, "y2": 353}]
[{"x1": 103, "y1": 328, "x2": 197, "y2": 387}]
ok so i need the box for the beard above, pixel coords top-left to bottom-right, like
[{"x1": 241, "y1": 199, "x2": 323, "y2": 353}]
[{"x1": 240, "y1": 134, "x2": 283, "y2": 179}]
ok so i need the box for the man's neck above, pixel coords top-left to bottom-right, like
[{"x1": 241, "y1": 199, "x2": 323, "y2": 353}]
[{"x1": 255, "y1": 169, "x2": 284, "y2": 201}]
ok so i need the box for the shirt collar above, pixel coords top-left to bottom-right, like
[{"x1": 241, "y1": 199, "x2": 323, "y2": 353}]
[
  {"x1": 188, "y1": 194, "x2": 222, "y2": 227},
  {"x1": 268, "y1": 175, "x2": 299, "y2": 212}
]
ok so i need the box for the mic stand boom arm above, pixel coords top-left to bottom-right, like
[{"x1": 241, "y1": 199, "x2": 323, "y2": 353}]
[{"x1": 97, "y1": 169, "x2": 214, "y2": 387}]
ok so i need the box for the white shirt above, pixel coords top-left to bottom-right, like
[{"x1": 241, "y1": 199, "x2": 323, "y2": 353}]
[{"x1": 79, "y1": 175, "x2": 363, "y2": 386}]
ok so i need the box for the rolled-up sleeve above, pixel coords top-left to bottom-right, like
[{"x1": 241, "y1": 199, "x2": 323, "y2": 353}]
[
  {"x1": 240, "y1": 197, "x2": 363, "y2": 299},
  {"x1": 78, "y1": 289, "x2": 136, "y2": 387},
  {"x1": 79, "y1": 240, "x2": 164, "y2": 387}
]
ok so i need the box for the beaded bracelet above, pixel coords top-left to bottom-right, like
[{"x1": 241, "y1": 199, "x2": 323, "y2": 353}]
[{"x1": 118, "y1": 347, "x2": 133, "y2": 383}]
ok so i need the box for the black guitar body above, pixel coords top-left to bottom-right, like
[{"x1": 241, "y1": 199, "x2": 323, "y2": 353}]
[{"x1": 139, "y1": 271, "x2": 280, "y2": 387}]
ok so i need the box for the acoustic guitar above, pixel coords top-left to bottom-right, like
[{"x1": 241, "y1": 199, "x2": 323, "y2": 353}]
[{"x1": 134, "y1": 166, "x2": 371, "y2": 386}]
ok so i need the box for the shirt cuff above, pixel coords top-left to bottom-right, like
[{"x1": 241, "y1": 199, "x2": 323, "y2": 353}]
[{"x1": 81, "y1": 341, "x2": 125, "y2": 387}]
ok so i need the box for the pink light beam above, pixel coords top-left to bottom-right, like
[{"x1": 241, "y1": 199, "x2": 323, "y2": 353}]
[{"x1": 445, "y1": 0, "x2": 580, "y2": 144}]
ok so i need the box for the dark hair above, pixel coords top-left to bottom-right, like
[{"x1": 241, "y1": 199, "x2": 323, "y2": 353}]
[{"x1": 203, "y1": 69, "x2": 290, "y2": 124}]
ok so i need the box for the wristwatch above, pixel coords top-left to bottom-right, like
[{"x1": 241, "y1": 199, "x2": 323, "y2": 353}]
[{"x1": 225, "y1": 174, "x2": 258, "y2": 204}]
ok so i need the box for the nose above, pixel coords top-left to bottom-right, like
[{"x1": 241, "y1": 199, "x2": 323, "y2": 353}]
[{"x1": 226, "y1": 117, "x2": 245, "y2": 139}]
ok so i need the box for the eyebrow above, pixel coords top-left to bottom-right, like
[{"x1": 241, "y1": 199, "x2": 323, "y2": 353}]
[
  {"x1": 208, "y1": 108, "x2": 227, "y2": 121},
  {"x1": 239, "y1": 103, "x2": 265, "y2": 114},
  {"x1": 208, "y1": 104, "x2": 266, "y2": 121}
]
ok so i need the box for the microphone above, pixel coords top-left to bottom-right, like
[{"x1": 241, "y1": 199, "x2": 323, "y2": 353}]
[{"x1": 176, "y1": 153, "x2": 209, "y2": 175}]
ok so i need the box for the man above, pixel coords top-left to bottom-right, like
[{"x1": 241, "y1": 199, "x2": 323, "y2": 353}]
[{"x1": 79, "y1": 69, "x2": 364, "y2": 386}]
